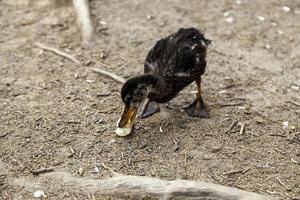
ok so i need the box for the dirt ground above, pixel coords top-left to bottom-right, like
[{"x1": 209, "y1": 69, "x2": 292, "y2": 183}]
[{"x1": 0, "y1": 0, "x2": 300, "y2": 199}]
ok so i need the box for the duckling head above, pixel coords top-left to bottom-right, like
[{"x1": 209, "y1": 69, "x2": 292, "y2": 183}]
[{"x1": 116, "y1": 75, "x2": 158, "y2": 136}]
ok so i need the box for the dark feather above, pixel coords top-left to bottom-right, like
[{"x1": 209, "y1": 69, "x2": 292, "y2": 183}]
[{"x1": 144, "y1": 27, "x2": 210, "y2": 103}]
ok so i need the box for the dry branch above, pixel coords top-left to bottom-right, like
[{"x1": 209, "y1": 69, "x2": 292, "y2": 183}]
[
  {"x1": 31, "y1": 167, "x2": 54, "y2": 175},
  {"x1": 225, "y1": 120, "x2": 238, "y2": 134},
  {"x1": 41, "y1": 172, "x2": 278, "y2": 200},
  {"x1": 34, "y1": 42, "x2": 80, "y2": 64},
  {"x1": 90, "y1": 67, "x2": 126, "y2": 84}
]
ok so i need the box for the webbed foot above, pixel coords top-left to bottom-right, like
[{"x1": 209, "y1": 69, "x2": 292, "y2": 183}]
[
  {"x1": 139, "y1": 100, "x2": 160, "y2": 118},
  {"x1": 184, "y1": 100, "x2": 209, "y2": 118}
]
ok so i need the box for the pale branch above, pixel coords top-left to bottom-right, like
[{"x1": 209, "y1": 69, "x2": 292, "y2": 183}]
[
  {"x1": 42, "y1": 172, "x2": 278, "y2": 200},
  {"x1": 34, "y1": 42, "x2": 80, "y2": 64},
  {"x1": 90, "y1": 67, "x2": 126, "y2": 84}
]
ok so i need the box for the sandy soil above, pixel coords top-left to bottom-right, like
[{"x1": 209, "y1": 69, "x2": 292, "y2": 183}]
[{"x1": 0, "y1": 0, "x2": 299, "y2": 199}]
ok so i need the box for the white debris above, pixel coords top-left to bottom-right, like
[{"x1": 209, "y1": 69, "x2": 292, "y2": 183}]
[
  {"x1": 282, "y1": 6, "x2": 291, "y2": 12},
  {"x1": 218, "y1": 90, "x2": 228, "y2": 94},
  {"x1": 277, "y1": 30, "x2": 283, "y2": 35},
  {"x1": 99, "y1": 20, "x2": 107, "y2": 25},
  {"x1": 224, "y1": 76, "x2": 233, "y2": 80},
  {"x1": 235, "y1": 0, "x2": 241, "y2": 5},
  {"x1": 265, "y1": 44, "x2": 271, "y2": 50},
  {"x1": 94, "y1": 166, "x2": 100, "y2": 173},
  {"x1": 223, "y1": 11, "x2": 230, "y2": 17},
  {"x1": 291, "y1": 85, "x2": 299, "y2": 91},
  {"x1": 146, "y1": 15, "x2": 154, "y2": 20},
  {"x1": 282, "y1": 121, "x2": 289, "y2": 129},
  {"x1": 225, "y1": 16, "x2": 234, "y2": 23},
  {"x1": 78, "y1": 167, "x2": 84, "y2": 176},
  {"x1": 159, "y1": 126, "x2": 163, "y2": 133},
  {"x1": 257, "y1": 16, "x2": 265, "y2": 21},
  {"x1": 34, "y1": 191, "x2": 46, "y2": 198},
  {"x1": 238, "y1": 106, "x2": 246, "y2": 110},
  {"x1": 271, "y1": 22, "x2": 277, "y2": 26},
  {"x1": 86, "y1": 79, "x2": 95, "y2": 83}
]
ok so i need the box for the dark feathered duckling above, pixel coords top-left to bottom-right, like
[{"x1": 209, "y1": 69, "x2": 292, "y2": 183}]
[{"x1": 116, "y1": 27, "x2": 211, "y2": 136}]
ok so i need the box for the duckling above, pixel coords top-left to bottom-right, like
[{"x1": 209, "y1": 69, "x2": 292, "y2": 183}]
[{"x1": 116, "y1": 27, "x2": 211, "y2": 136}]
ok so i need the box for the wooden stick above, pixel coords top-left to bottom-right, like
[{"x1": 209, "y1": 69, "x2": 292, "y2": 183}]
[
  {"x1": 90, "y1": 67, "x2": 126, "y2": 84},
  {"x1": 287, "y1": 100, "x2": 300, "y2": 106},
  {"x1": 31, "y1": 167, "x2": 54, "y2": 175},
  {"x1": 240, "y1": 123, "x2": 245, "y2": 135},
  {"x1": 225, "y1": 120, "x2": 238, "y2": 134},
  {"x1": 219, "y1": 102, "x2": 244, "y2": 107},
  {"x1": 34, "y1": 42, "x2": 80, "y2": 64},
  {"x1": 39, "y1": 172, "x2": 278, "y2": 200}
]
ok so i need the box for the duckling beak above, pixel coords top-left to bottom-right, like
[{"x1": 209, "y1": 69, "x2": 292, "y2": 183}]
[{"x1": 115, "y1": 105, "x2": 138, "y2": 136}]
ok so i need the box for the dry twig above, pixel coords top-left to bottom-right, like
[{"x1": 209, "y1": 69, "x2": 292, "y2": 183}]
[
  {"x1": 287, "y1": 100, "x2": 300, "y2": 106},
  {"x1": 34, "y1": 42, "x2": 80, "y2": 64},
  {"x1": 239, "y1": 123, "x2": 245, "y2": 135},
  {"x1": 223, "y1": 169, "x2": 244, "y2": 175},
  {"x1": 225, "y1": 120, "x2": 238, "y2": 134},
  {"x1": 101, "y1": 163, "x2": 120, "y2": 176},
  {"x1": 31, "y1": 167, "x2": 54, "y2": 175},
  {"x1": 269, "y1": 133, "x2": 287, "y2": 137},
  {"x1": 90, "y1": 67, "x2": 126, "y2": 84}
]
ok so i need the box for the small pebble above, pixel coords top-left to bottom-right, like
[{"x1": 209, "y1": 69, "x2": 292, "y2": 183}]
[
  {"x1": 78, "y1": 167, "x2": 84, "y2": 176},
  {"x1": 100, "y1": 51, "x2": 108, "y2": 59},
  {"x1": 224, "y1": 77, "x2": 233, "y2": 80},
  {"x1": 93, "y1": 166, "x2": 100, "y2": 173},
  {"x1": 291, "y1": 125, "x2": 296, "y2": 130},
  {"x1": 218, "y1": 90, "x2": 228, "y2": 94},
  {"x1": 223, "y1": 11, "x2": 230, "y2": 17},
  {"x1": 34, "y1": 191, "x2": 46, "y2": 199},
  {"x1": 146, "y1": 15, "x2": 154, "y2": 20},
  {"x1": 225, "y1": 17, "x2": 234, "y2": 23},
  {"x1": 282, "y1": 6, "x2": 290, "y2": 12},
  {"x1": 99, "y1": 20, "x2": 107, "y2": 25},
  {"x1": 265, "y1": 44, "x2": 271, "y2": 50},
  {"x1": 291, "y1": 85, "x2": 299, "y2": 91},
  {"x1": 277, "y1": 30, "x2": 283, "y2": 35},
  {"x1": 283, "y1": 121, "x2": 289, "y2": 129},
  {"x1": 257, "y1": 16, "x2": 265, "y2": 21},
  {"x1": 86, "y1": 79, "x2": 95, "y2": 83},
  {"x1": 235, "y1": 0, "x2": 241, "y2": 4}
]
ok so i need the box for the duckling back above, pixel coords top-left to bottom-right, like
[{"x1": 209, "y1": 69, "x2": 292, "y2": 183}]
[{"x1": 145, "y1": 27, "x2": 211, "y2": 103}]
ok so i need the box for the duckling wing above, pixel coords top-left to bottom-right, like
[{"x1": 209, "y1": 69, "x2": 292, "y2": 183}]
[
  {"x1": 144, "y1": 37, "x2": 168, "y2": 74},
  {"x1": 144, "y1": 28, "x2": 209, "y2": 102}
]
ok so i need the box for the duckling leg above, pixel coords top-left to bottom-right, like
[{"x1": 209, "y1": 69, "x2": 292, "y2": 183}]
[
  {"x1": 138, "y1": 98, "x2": 160, "y2": 118},
  {"x1": 184, "y1": 77, "x2": 209, "y2": 118}
]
